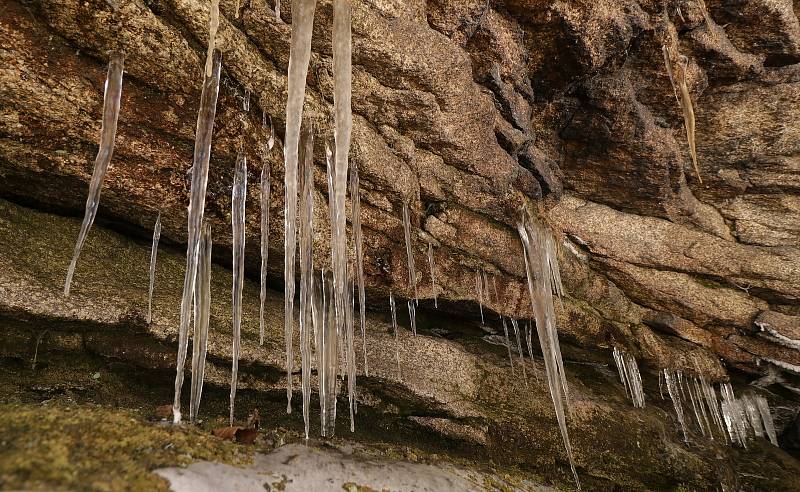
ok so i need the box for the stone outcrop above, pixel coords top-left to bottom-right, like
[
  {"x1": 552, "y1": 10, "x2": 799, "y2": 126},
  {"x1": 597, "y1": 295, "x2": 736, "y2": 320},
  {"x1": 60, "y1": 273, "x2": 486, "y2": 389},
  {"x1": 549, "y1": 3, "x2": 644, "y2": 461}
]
[{"x1": 1, "y1": 0, "x2": 800, "y2": 489}]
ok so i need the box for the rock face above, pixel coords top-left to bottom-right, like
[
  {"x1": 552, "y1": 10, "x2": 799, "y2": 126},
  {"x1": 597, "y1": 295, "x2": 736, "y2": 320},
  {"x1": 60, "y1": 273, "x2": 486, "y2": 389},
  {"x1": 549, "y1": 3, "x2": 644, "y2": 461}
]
[{"x1": 1, "y1": 0, "x2": 800, "y2": 489}]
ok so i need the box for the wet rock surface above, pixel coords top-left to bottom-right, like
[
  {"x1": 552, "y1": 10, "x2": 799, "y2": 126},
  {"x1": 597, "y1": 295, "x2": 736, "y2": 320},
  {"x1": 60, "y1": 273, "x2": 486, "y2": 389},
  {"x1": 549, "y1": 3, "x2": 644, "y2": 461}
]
[{"x1": 1, "y1": 0, "x2": 800, "y2": 489}]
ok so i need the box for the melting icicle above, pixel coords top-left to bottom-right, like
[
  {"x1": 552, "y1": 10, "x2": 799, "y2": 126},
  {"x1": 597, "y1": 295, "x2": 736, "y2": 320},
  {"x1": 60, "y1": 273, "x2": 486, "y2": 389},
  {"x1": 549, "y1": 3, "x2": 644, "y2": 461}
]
[
  {"x1": 229, "y1": 152, "x2": 247, "y2": 425},
  {"x1": 298, "y1": 123, "x2": 314, "y2": 439},
  {"x1": 401, "y1": 202, "x2": 418, "y2": 302},
  {"x1": 427, "y1": 242, "x2": 438, "y2": 308},
  {"x1": 510, "y1": 318, "x2": 527, "y2": 383},
  {"x1": 407, "y1": 300, "x2": 417, "y2": 336},
  {"x1": 147, "y1": 213, "x2": 161, "y2": 324},
  {"x1": 259, "y1": 119, "x2": 274, "y2": 346},
  {"x1": 189, "y1": 223, "x2": 212, "y2": 422},
  {"x1": 518, "y1": 210, "x2": 579, "y2": 488},
  {"x1": 173, "y1": 50, "x2": 222, "y2": 424},
  {"x1": 350, "y1": 163, "x2": 368, "y2": 376},
  {"x1": 612, "y1": 347, "x2": 645, "y2": 408},
  {"x1": 64, "y1": 53, "x2": 124, "y2": 296},
  {"x1": 284, "y1": 0, "x2": 316, "y2": 415},
  {"x1": 205, "y1": 0, "x2": 219, "y2": 78},
  {"x1": 390, "y1": 292, "x2": 401, "y2": 380},
  {"x1": 500, "y1": 316, "x2": 514, "y2": 371},
  {"x1": 475, "y1": 269, "x2": 484, "y2": 324}
]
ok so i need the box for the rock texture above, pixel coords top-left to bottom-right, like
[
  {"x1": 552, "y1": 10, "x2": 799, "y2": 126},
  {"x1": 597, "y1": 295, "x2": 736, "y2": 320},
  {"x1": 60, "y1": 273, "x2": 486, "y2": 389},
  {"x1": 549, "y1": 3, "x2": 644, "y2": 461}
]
[{"x1": 1, "y1": 0, "x2": 800, "y2": 489}]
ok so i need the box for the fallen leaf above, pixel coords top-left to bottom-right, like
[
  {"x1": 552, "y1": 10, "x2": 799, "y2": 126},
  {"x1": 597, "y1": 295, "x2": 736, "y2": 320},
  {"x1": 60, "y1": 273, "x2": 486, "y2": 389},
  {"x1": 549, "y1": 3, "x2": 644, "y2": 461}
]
[
  {"x1": 235, "y1": 427, "x2": 258, "y2": 444},
  {"x1": 212, "y1": 426, "x2": 239, "y2": 441},
  {"x1": 154, "y1": 404, "x2": 173, "y2": 420}
]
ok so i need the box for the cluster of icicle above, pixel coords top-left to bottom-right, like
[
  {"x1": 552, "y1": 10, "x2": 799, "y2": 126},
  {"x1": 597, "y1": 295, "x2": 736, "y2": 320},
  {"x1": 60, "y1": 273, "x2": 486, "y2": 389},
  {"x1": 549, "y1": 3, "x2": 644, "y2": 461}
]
[
  {"x1": 517, "y1": 208, "x2": 579, "y2": 489},
  {"x1": 661, "y1": 369, "x2": 778, "y2": 447},
  {"x1": 281, "y1": 0, "x2": 366, "y2": 439},
  {"x1": 612, "y1": 347, "x2": 645, "y2": 408}
]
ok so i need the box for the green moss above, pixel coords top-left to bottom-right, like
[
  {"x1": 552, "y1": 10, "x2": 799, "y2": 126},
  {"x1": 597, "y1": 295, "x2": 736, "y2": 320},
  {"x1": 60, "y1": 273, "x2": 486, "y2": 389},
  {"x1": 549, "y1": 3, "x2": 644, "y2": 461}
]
[{"x1": 0, "y1": 402, "x2": 251, "y2": 491}]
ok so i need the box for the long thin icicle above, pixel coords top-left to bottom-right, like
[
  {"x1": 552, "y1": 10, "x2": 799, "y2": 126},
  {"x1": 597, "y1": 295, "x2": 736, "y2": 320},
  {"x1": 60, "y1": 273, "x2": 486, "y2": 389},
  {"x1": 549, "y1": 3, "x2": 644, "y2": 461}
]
[
  {"x1": 664, "y1": 369, "x2": 689, "y2": 442},
  {"x1": 284, "y1": 0, "x2": 317, "y2": 414},
  {"x1": 407, "y1": 300, "x2": 417, "y2": 336},
  {"x1": 259, "y1": 119, "x2": 274, "y2": 346},
  {"x1": 172, "y1": 50, "x2": 222, "y2": 424},
  {"x1": 390, "y1": 291, "x2": 400, "y2": 380},
  {"x1": 518, "y1": 210, "x2": 579, "y2": 488},
  {"x1": 298, "y1": 122, "x2": 314, "y2": 439},
  {"x1": 511, "y1": 318, "x2": 527, "y2": 383},
  {"x1": 476, "y1": 269, "x2": 485, "y2": 324},
  {"x1": 189, "y1": 223, "x2": 212, "y2": 422},
  {"x1": 64, "y1": 53, "x2": 124, "y2": 296},
  {"x1": 205, "y1": 0, "x2": 219, "y2": 78},
  {"x1": 501, "y1": 316, "x2": 514, "y2": 371},
  {"x1": 332, "y1": 0, "x2": 356, "y2": 432},
  {"x1": 229, "y1": 152, "x2": 247, "y2": 425},
  {"x1": 147, "y1": 213, "x2": 161, "y2": 324},
  {"x1": 315, "y1": 270, "x2": 338, "y2": 437},
  {"x1": 612, "y1": 347, "x2": 645, "y2": 408},
  {"x1": 402, "y1": 202, "x2": 418, "y2": 302},
  {"x1": 427, "y1": 242, "x2": 438, "y2": 308},
  {"x1": 350, "y1": 163, "x2": 368, "y2": 376}
]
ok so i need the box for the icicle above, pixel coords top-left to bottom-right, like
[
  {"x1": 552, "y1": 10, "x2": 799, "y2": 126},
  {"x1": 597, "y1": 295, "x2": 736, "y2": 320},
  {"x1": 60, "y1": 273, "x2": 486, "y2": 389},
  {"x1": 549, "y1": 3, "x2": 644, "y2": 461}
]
[
  {"x1": 742, "y1": 394, "x2": 764, "y2": 438},
  {"x1": 427, "y1": 242, "x2": 438, "y2": 308},
  {"x1": 612, "y1": 347, "x2": 645, "y2": 408},
  {"x1": 205, "y1": 0, "x2": 219, "y2": 78},
  {"x1": 720, "y1": 382, "x2": 749, "y2": 448},
  {"x1": 500, "y1": 316, "x2": 514, "y2": 371},
  {"x1": 476, "y1": 269, "x2": 484, "y2": 324},
  {"x1": 684, "y1": 376, "x2": 706, "y2": 437},
  {"x1": 284, "y1": 0, "x2": 317, "y2": 414},
  {"x1": 259, "y1": 119, "x2": 274, "y2": 346},
  {"x1": 407, "y1": 300, "x2": 417, "y2": 336},
  {"x1": 275, "y1": 0, "x2": 281, "y2": 19},
  {"x1": 692, "y1": 378, "x2": 713, "y2": 439},
  {"x1": 755, "y1": 395, "x2": 778, "y2": 446},
  {"x1": 664, "y1": 369, "x2": 689, "y2": 442},
  {"x1": 390, "y1": 292, "x2": 401, "y2": 380},
  {"x1": 64, "y1": 53, "x2": 124, "y2": 296},
  {"x1": 147, "y1": 213, "x2": 161, "y2": 324},
  {"x1": 699, "y1": 376, "x2": 726, "y2": 440},
  {"x1": 229, "y1": 152, "x2": 247, "y2": 425},
  {"x1": 346, "y1": 279, "x2": 356, "y2": 431},
  {"x1": 298, "y1": 123, "x2": 314, "y2": 439},
  {"x1": 189, "y1": 223, "x2": 212, "y2": 422},
  {"x1": 172, "y1": 50, "x2": 222, "y2": 424},
  {"x1": 525, "y1": 320, "x2": 539, "y2": 381},
  {"x1": 510, "y1": 318, "x2": 527, "y2": 384},
  {"x1": 350, "y1": 163, "x2": 368, "y2": 376},
  {"x1": 243, "y1": 88, "x2": 251, "y2": 112},
  {"x1": 315, "y1": 269, "x2": 338, "y2": 437},
  {"x1": 402, "y1": 202, "x2": 418, "y2": 302},
  {"x1": 517, "y1": 210, "x2": 579, "y2": 488}
]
